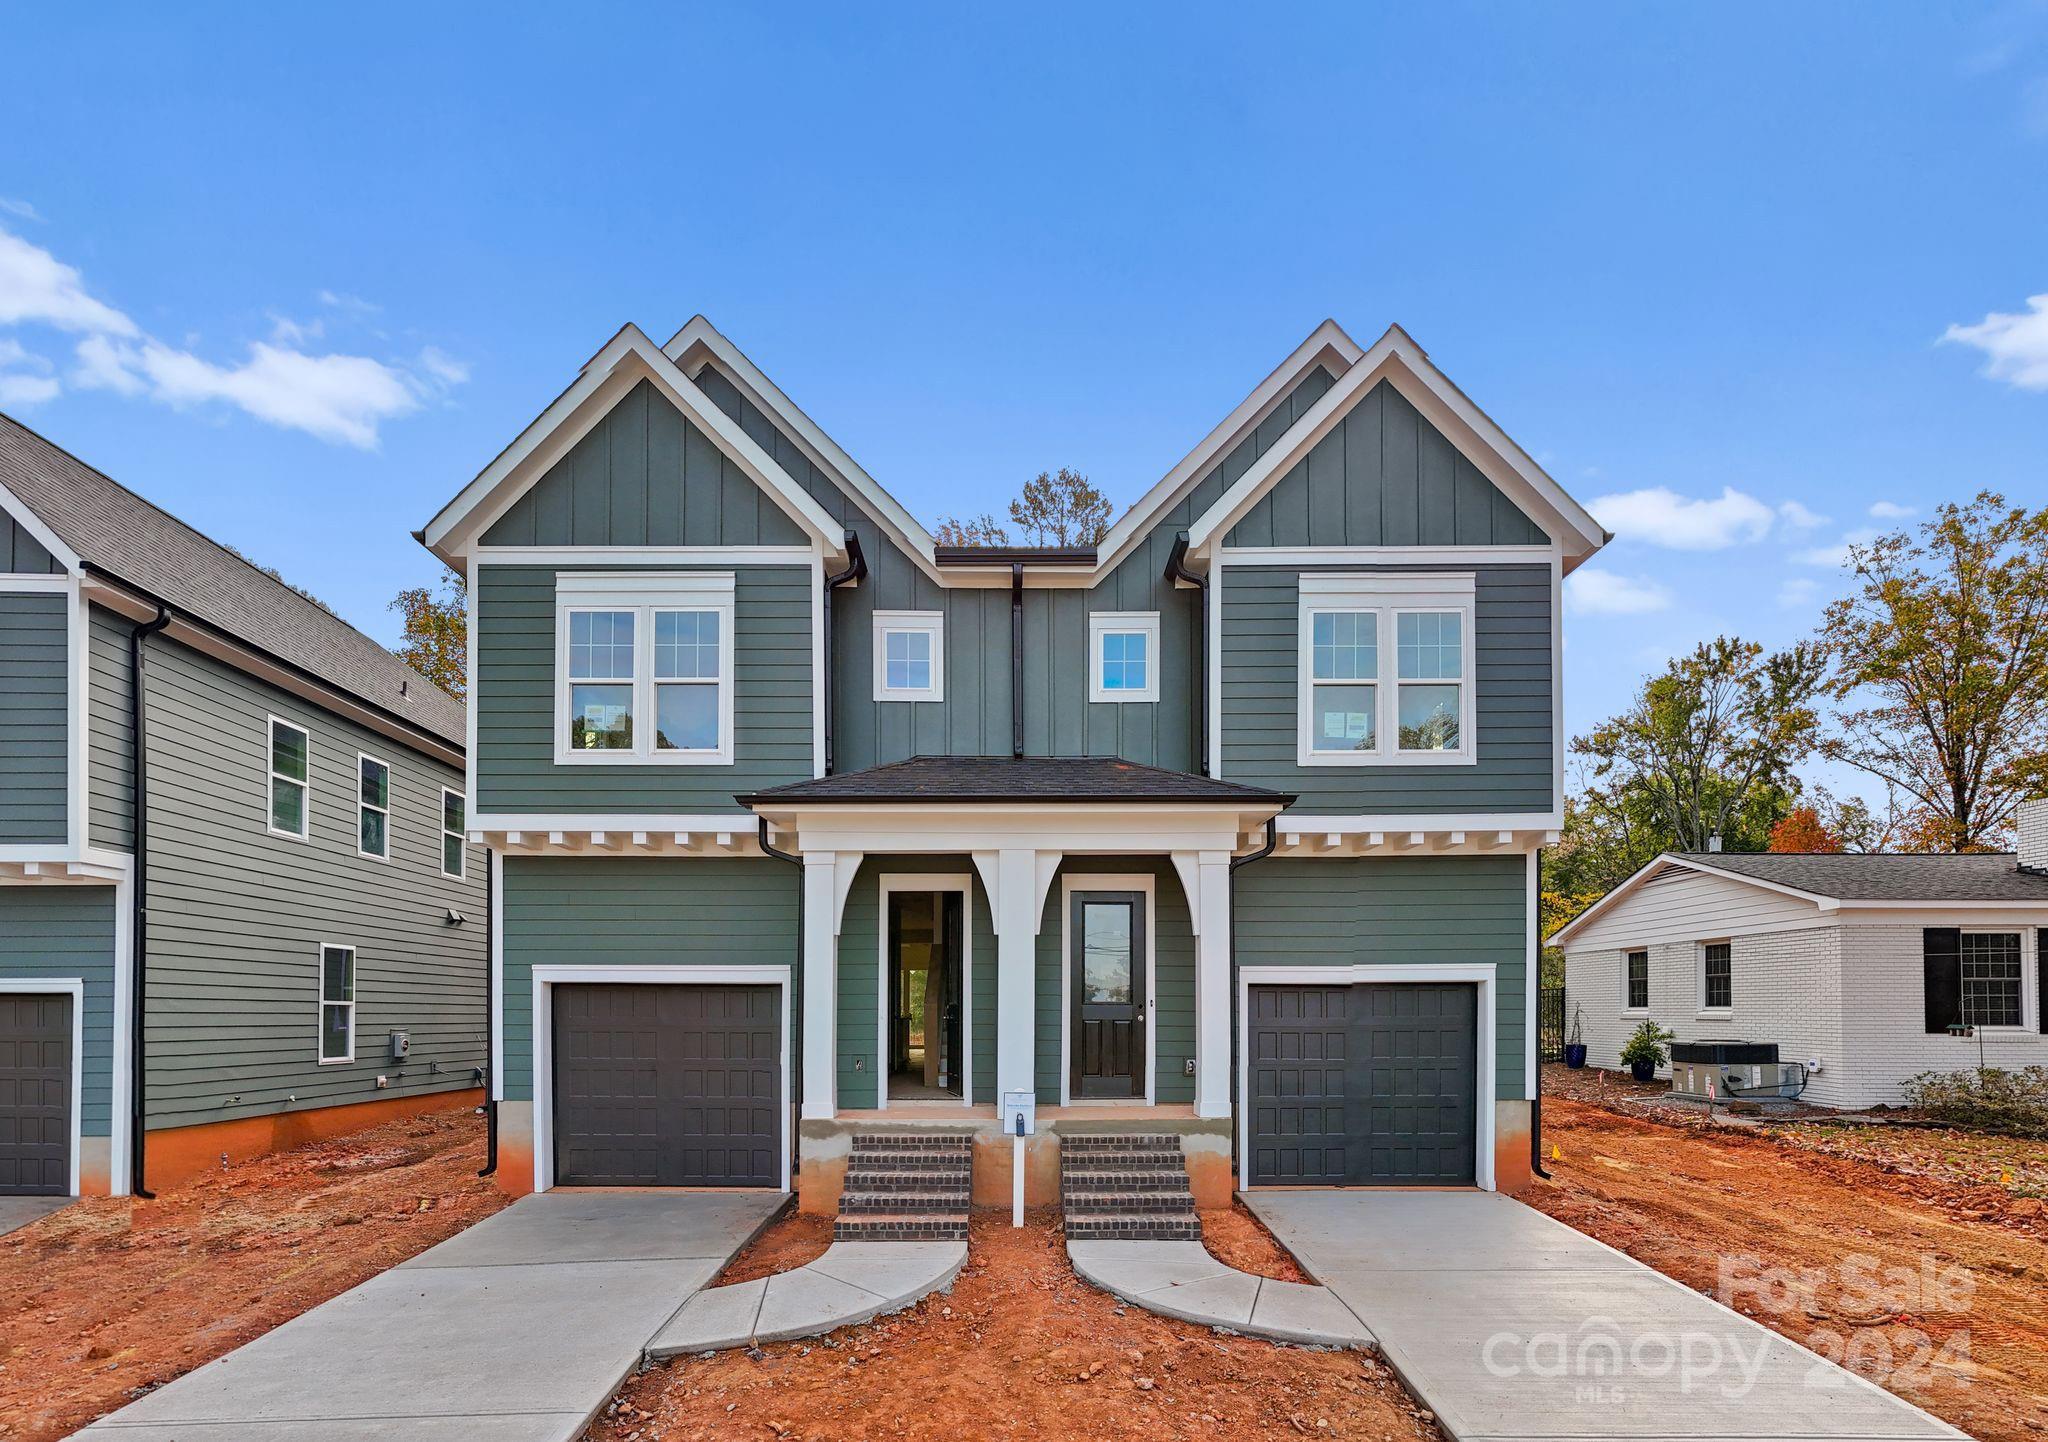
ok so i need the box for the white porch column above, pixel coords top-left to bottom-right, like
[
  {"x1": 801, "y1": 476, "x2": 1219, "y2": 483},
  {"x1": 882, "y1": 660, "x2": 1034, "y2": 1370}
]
[
  {"x1": 1194, "y1": 849, "x2": 1234, "y2": 1118},
  {"x1": 801, "y1": 852, "x2": 839, "y2": 1120},
  {"x1": 993, "y1": 847, "x2": 1039, "y2": 1104}
]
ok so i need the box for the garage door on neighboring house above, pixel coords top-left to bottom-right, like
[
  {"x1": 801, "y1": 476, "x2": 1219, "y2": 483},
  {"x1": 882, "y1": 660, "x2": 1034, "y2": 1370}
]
[
  {"x1": 551, "y1": 983, "x2": 780, "y2": 1188},
  {"x1": 1248, "y1": 982, "x2": 1477, "y2": 1187},
  {"x1": 0, "y1": 993, "x2": 72, "y2": 1196}
]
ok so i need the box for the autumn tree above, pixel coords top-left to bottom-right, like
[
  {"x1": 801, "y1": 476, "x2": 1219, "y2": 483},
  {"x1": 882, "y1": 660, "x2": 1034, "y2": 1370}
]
[
  {"x1": 935, "y1": 467, "x2": 1113, "y2": 549},
  {"x1": 1768, "y1": 806, "x2": 1841, "y2": 853},
  {"x1": 933, "y1": 513, "x2": 1010, "y2": 546},
  {"x1": 391, "y1": 566, "x2": 467, "y2": 698},
  {"x1": 1817, "y1": 492, "x2": 2048, "y2": 851}
]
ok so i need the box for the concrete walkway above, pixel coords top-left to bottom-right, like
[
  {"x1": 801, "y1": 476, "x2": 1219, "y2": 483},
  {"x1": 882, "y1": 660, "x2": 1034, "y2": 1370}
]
[
  {"x1": 1068, "y1": 1239, "x2": 1373, "y2": 1348},
  {"x1": 0, "y1": 1195, "x2": 67, "y2": 1238},
  {"x1": 77, "y1": 1190, "x2": 785, "y2": 1442},
  {"x1": 649, "y1": 1239, "x2": 966, "y2": 1355},
  {"x1": 1249, "y1": 1191, "x2": 1967, "y2": 1442}
]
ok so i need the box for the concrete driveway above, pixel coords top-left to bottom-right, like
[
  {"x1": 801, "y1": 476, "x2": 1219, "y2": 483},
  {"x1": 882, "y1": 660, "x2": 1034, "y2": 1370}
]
[
  {"x1": 76, "y1": 1190, "x2": 785, "y2": 1441},
  {"x1": 0, "y1": 1195, "x2": 67, "y2": 1237},
  {"x1": 1248, "y1": 1190, "x2": 1966, "y2": 1442}
]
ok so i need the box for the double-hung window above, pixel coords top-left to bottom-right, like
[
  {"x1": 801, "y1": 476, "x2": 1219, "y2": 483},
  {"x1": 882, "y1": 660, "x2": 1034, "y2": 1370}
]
[
  {"x1": 555, "y1": 573, "x2": 735, "y2": 764},
  {"x1": 1297, "y1": 574, "x2": 1475, "y2": 765},
  {"x1": 1624, "y1": 949, "x2": 1650, "y2": 1012},
  {"x1": 1089, "y1": 612, "x2": 1160, "y2": 703},
  {"x1": 1700, "y1": 940, "x2": 1733, "y2": 1012},
  {"x1": 269, "y1": 717, "x2": 310, "y2": 839},
  {"x1": 873, "y1": 611, "x2": 944, "y2": 701},
  {"x1": 441, "y1": 788, "x2": 466, "y2": 879},
  {"x1": 318, "y1": 944, "x2": 355, "y2": 1063},
  {"x1": 358, "y1": 754, "x2": 390, "y2": 859},
  {"x1": 1961, "y1": 932, "x2": 2023, "y2": 1028}
]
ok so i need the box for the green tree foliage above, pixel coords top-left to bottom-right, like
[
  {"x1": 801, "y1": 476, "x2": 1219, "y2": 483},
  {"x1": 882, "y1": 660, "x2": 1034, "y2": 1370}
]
[
  {"x1": 390, "y1": 566, "x2": 467, "y2": 698},
  {"x1": 1817, "y1": 492, "x2": 2048, "y2": 851}
]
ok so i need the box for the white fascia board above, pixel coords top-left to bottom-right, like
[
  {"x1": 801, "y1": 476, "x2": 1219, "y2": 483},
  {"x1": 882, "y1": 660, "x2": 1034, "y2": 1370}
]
[
  {"x1": 665, "y1": 316, "x2": 944, "y2": 582},
  {"x1": 1545, "y1": 853, "x2": 1836, "y2": 949},
  {"x1": 1278, "y1": 812, "x2": 1563, "y2": 833},
  {"x1": 1185, "y1": 326, "x2": 1608, "y2": 568},
  {"x1": 423, "y1": 324, "x2": 846, "y2": 568},
  {"x1": 0, "y1": 479, "x2": 84, "y2": 573}
]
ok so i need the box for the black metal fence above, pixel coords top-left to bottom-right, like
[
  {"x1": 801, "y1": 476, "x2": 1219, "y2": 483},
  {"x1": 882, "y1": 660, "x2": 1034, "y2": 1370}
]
[{"x1": 1538, "y1": 986, "x2": 1566, "y2": 1062}]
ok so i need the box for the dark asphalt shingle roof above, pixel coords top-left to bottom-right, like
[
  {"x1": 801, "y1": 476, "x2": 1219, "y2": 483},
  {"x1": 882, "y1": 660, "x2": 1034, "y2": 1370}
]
[
  {"x1": 0, "y1": 412, "x2": 466, "y2": 749},
  {"x1": 1676, "y1": 851, "x2": 2048, "y2": 902},
  {"x1": 740, "y1": 755, "x2": 1291, "y2": 805}
]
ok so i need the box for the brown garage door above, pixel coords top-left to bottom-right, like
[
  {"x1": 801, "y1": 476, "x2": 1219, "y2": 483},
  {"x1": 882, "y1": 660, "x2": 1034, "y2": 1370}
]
[
  {"x1": 551, "y1": 983, "x2": 780, "y2": 1187},
  {"x1": 0, "y1": 993, "x2": 72, "y2": 1196}
]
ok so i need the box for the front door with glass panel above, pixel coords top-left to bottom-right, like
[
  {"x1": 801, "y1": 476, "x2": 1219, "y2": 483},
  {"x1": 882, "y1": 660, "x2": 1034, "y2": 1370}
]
[{"x1": 1070, "y1": 892, "x2": 1145, "y2": 1099}]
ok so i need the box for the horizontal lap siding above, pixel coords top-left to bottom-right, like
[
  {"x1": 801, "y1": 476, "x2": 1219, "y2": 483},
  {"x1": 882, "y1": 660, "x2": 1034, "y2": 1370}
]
[
  {"x1": 140, "y1": 640, "x2": 488, "y2": 1128},
  {"x1": 1220, "y1": 564, "x2": 1553, "y2": 813},
  {"x1": 0, "y1": 591, "x2": 67, "y2": 844},
  {"x1": 475, "y1": 564, "x2": 813, "y2": 814},
  {"x1": 87, "y1": 607, "x2": 135, "y2": 852},
  {"x1": 0, "y1": 886, "x2": 115, "y2": 1135},
  {"x1": 498, "y1": 856, "x2": 798, "y2": 1103},
  {"x1": 1235, "y1": 854, "x2": 1529, "y2": 1100}
]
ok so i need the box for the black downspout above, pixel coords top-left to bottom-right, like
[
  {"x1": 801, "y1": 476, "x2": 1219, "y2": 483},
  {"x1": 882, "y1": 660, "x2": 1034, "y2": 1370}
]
[
  {"x1": 757, "y1": 818, "x2": 803, "y2": 1179},
  {"x1": 1164, "y1": 534, "x2": 1207, "y2": 776},
  {"x1": 128, "y1": 603, "x2": 171, "y2": 1200},
  {"x1": 821, "y1": 531, "x2": 866, "y2": 776},
  {"x1": 1531, "y1": 850, "x2": 1551, "y2": 1180},
  {"x1": 1227, "y1": 819, "x2": 1278, "y2": 1177},
  {"x1": 1010, "y1": 563, "x2": 1024, "y2": 759},
  {"x1": 478, "y1": 848, "x2": 497, "y2": 1177}
]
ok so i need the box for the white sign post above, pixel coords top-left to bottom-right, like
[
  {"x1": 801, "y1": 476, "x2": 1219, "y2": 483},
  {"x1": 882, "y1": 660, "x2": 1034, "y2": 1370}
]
[{"x1": 1001, "y1": 1089, "x2": 1035, "y2": 1228}]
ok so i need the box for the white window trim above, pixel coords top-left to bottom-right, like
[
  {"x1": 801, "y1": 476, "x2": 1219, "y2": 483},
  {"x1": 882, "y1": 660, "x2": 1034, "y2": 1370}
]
[
  {"x1": 1087, "y1": 612, "x2": 1161, "y2": 704},
  {"x1": 1696, "y1": 939, "x2": 1733, "y2": 1017},
  {"x1": 357, "y1": 752, "x2": 392, "y2": 861},
  {"x1": 1960, "y1": 928, "x2": 2030, "y2": 1034},
  {"x1": 553, "y1": 572, "x2": 736, "y2": 766},
  {"x1": 441, "y1": 787, "x2": 466, "y2": 880},
  {"x1": 1621, "y1": 946, "x2": 1651, "y2": 1016},
  {"x1": 872, "y1": 610, "x2": 944, "y2": 702},
  {"x1": 318, "y1": 943, "x2": 356, "y2": 1065},
  {"x1": 1295, "y1": 573, "x2": 1477, "y2": 767},
  {"x1": 267, "y1": 715, "x2": 311, "y2": 841},
  {"x1": 875, "y1": 874, "x2": 976, "y2": 1111}
]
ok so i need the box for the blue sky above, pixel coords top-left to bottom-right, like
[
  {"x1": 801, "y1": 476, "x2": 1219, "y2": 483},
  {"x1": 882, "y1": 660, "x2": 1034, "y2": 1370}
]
[{"x1": 4, "y1": 4, "x2": 2046, "y2": 807}]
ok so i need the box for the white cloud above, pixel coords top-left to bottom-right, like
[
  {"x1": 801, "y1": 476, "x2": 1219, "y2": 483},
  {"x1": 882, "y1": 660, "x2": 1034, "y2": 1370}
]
[
  {"x1": 1564, "y1": 568, "x2": 1674, "y2": 616},
  {"x1": 1776, "y1": 499, "x2": 1829, "y2": 531},
  {"x1": 1942, "y1": 293, "x2": 2048, "y2": 389},
  {"x1": 1776, "y1": 576, "x2": 1820, "y2": 608},
  {"x1": 1, "y1": 226, "x2": 463, "y2": 447},
  {"x1": 1868, "y1": 500, "x2": 1915, "y2": 519},
  {"x1": 317, "y1": 289, "x2": 381, "y2": 316},
  {"x1": 0, "y1": 198, "x2": 41, "y2": 223},
  {"x1": 1794, "y1": 527, "x2": 1882, "y2": 569},
  {"x1": 0, "y1": 336, "x2": 57, "y2": 407},
  {"x1": 1588, "y1": 485, "x2": 1780, "y2": 550}
]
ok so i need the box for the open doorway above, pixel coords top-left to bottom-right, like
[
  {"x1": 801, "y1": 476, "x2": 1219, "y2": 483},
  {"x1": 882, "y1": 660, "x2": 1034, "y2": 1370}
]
[{"x1": 887, "y1": 889, "x2": 964, "y2": 1102}]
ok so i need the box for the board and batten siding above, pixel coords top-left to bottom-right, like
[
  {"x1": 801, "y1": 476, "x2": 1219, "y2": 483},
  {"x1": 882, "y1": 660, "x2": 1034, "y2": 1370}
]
[
  {"x1": 1225, "y1": 379, "x2": 1547, "y2": 548},
  {"x1": 497, "y1": 856, "x2": 799, "y2": 1102},
  {"x1": 1234, "y1": 854, "x2": 1529, "y2": 1100},
  {"x1": 0, "y1": 884, "x2": 115, "y2": 1136},
  {"x1": 0, "y1": 511, "x2": 59, "y2": 573},
  {"x1": 1218, "y1": 563, "x2": 1554, "y2": 813},
  {"x1": 87, "y1": 606, "x2": 136, "y2": 852},
  {"x1": 695, "y1": 360, "x2": 1335, "y2": 774},
  {"x1": 0, "y1": 590, "x2": 69, "y2": 845},
  {"x1": 479, "y1": 378, "x2": 811, "y2": 549},
  {"x1": 833, "y1": 857, "x2": 994, "y2": 1109},
  {"x1": 473, "y1": 563, "x2": 813, "y2": 814},
  {"x1": 1032, "y1": 857, "x2": 1196, "y2": 1106},
  {"x1": 138, "y1": 637, "x2": 487, "y2": 1130}
]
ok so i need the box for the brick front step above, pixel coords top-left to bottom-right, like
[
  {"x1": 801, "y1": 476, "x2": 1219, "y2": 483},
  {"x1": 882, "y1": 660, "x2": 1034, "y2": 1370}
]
[
  {"x1": 1059, "y1": 1134, "x2": 1183, "y2": 1151},
  {"x1": 840, "y1": 1189, "x2": 971, "y2": 1214},
  {"x1": 1064, "y1": 1216, "x2": 1203, "y2": 1241},
  {"x1": 849, "y1": 1136, "x2": 973, "y2": 1153},
  {"x1": 1061, "y1": 1192, "x2": 1196, "y2": 1216},
  {"x1": 1061, "y1": 1167, "x2": 1195, "y2": 1191},
  {"x1": 835, "y1": 1215, "x2": 971, "y2": 1241},
  {"x1": 842, "y1": 1168, "x2": 971, "y2": 1192},
  {"x1": 1059, "y1": 1147, "x2": 1185, "y2": 1166}
]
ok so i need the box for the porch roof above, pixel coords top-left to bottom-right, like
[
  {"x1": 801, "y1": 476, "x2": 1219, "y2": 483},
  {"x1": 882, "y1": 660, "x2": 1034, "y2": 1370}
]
[{"x1": 737, "y1": 755, "x2": 1293, "y2": 808}]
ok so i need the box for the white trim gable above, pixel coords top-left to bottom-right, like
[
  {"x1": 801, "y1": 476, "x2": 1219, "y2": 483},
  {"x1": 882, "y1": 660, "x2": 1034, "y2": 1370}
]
[
  {"x1": 1185, "y1": 325, "x2": 1608, "y2": 570},
  {"x1": 421, "y1": 325, "x2": 847, "y2": 567},
  {"x1": 1547, "y1": 853, "x2": 1838, "y2": 950},
  {"x1": 0, "y1": 478, "x2": 84, "y2": 574}
]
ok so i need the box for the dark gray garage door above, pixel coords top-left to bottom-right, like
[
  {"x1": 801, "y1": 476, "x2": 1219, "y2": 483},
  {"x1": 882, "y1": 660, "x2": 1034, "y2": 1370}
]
[
  {"x1": 1248, "y1": 981, "x2": 1477, "y2": 1186},
  {"x1": 552, "y1": 983, "x2": 780, "y2": 1188},
  {"x1": 0, "y1": 993, "x2": 72, "y2": 1196}
]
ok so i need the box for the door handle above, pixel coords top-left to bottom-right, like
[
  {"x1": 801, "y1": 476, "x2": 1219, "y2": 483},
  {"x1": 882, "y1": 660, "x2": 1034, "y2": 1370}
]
[{"x1": 1135, "y1": 1005, "x2": 1146, "y2": 1020}]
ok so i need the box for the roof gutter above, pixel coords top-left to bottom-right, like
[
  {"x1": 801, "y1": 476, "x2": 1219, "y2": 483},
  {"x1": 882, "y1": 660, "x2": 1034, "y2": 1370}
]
[
  {"x1": 1165, "y1": 532, "x2": 1208, "y2": 776},
  {"x1": 127, "y1": 602, "x2": 172, "y2": 1199},
  {"x1": 821, "y1": 530, "x2": 866, "y2": 775}
]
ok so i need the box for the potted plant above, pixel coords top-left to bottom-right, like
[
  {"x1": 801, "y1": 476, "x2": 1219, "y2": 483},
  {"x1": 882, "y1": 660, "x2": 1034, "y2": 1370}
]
[
  {"x1": 1618, "y1": 1020, "x2": 1674, "y2": 1084},
  {"x1": 1564, "y1": 1006, "x2": 1588, "y2": 1069}
]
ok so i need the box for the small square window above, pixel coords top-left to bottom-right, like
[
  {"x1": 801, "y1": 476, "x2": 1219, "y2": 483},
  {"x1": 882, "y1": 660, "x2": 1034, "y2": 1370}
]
[
  {"x1": 1088, "y1": 612, "x2": 1160, "y2": 703},
  {"x1": 873, "y1": 612, "x2": 944, "y2": 700}
]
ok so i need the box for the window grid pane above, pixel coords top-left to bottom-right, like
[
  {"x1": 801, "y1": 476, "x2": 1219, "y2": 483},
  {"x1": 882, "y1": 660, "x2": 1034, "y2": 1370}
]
[
  {"x1": 654, "y1": 610, "x2": 720, "y2": 680},
  {"x1": 1626, "y1": 951, "x2": 1649, "y2": 1010},
  {"x1": 882, "y1": 629, "x2": 932, "y2": 692},
  {"x1": 1310, "y1": 683, "x2": 1376, "y2": 751},
  {"x1": 321, "y1": 947, "x2": 353, "y2": 1002},
  {"x1": 443, "y1": 791, "x2": 464, "y2": 833},
  {"x1": 271, "y1": 722, "x2": 308, "y2": 782},
  {"x1": 569, "y1": 683, "x2": 634, "y2": 750},
  {"x1": 1703, "y1": 942, "x2": 1732, "y2": 1009},
  {"x1": 1397, "y1": 611, "x2": 1462, "y2": 680},
  {"x1": 568, "y1": 611, "x2": 635, "y2": 680},
  {"x1": 1960, "y1": 932, "x2": 2022, "y2": 1027},
  {"x1": 444, "y1": 834, "x2": 465, "y2": 876},
  {"x1": 1100, "y1": 631, "x2": 1148, "y2": 692},
  {"x1": 320, "y1": 1003, "x2": 352, "y2": 1060},
  {"x1": 654, "y1": 682, "x2": 719, "y2": 751},
  {"x1": 1397, "y1": 683, "x2": 1461, "y2": 751},
  {"x1": 359, "y1": 757, "x2": 388, "y2": 809},
  {"x1": 1311, "y1": 610, "x2": 1376, "y2": 681},
  {"x1": 271, "y1": 776, "x2": 305, "y2": 835}
]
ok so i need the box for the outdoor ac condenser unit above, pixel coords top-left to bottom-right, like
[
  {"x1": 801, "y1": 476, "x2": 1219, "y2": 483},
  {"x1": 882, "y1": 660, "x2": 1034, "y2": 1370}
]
[{"x1": 1668, "y1": 1039, "x2": 1785, "y2": 1100}]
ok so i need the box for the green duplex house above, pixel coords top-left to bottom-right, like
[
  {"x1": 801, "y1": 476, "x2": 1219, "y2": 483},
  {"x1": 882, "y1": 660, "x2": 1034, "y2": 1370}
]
[
  {"x1": 421, "y1": 318, "x2": 1604, "y2": 1210},
  {"x1": 0, "y1": 417, "x2": 487, "y2": 1198}
]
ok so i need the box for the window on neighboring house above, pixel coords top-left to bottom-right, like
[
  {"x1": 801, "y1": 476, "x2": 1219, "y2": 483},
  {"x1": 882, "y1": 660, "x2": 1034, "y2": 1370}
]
[
  {"x1": 358, "y1": 754, "x2": 390, "y2": 859},
  {"x1": 1961, "y1": 932, "x2": 2023, "y2": 1028},
  {"x1": 873, "y1": 611, "x2": 944, "y2": 701},
  {"x1": 269, "y1": 718, "x2": 310, "y2": 839},
  {"x1": 441, "y1": 788, "x2": 466, "y2": 879},
  {"x1": 319, "y1": 944, "x2": 355, "y2": 1062},
  {"x1": 1089, "y1": 612, "x2": 1160, "y2": 703},
  {"x1": 1701, "y1": 941, "x2": 1733, "y2": 1011},
  {"x1": 1625, "y1": 950, "x2": 1649, "y2": 1011},
  {"x1": 555, "y1": 573, "x2": 735, "y2": 764},
  {"x1": 1297, "y1": 575, "x2": 1475, "y2": 765}
]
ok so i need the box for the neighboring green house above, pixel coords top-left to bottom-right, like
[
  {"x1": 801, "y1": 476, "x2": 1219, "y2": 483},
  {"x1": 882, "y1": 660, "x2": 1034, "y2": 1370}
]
[
  {"x1": 0, "y1": 416, "x2": 487, "y2": 1198},
  {"x1": 419, "y1": 318, "x2": 1605, "y2": 1208}
]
